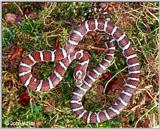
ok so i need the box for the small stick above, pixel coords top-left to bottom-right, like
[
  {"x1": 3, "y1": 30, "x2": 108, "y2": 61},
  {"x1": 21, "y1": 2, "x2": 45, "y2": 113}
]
[{"x1": 103, "y1": 66, "x2": 128, "y2": 93}]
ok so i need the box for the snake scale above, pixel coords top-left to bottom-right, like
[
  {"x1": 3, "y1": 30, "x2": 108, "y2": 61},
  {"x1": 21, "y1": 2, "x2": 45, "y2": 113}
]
[{"x1": 19, "y1": 7, "x2": 140, "y2": 124}]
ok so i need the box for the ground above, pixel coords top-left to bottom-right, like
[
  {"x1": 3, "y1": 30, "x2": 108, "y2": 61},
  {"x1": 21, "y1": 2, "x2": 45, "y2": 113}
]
[{"x1": 2, "y1": 2, "x2": 159, "y2": 128}]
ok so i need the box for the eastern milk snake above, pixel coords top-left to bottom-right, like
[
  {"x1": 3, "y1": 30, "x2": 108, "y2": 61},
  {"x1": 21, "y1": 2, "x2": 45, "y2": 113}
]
[{"x1": 19, "y1": 7, "x2": 140, "y2": 123}]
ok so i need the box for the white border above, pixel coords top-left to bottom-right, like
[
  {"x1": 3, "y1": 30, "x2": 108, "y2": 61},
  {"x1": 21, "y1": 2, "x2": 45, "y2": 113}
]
[
  {"x1": 0, "y1": 1, "x2": 160, "y2": 129},
  {"x1": 158, "y1": 2, "x2": 160, "y2": 129},
  {"x1": 1, "y1": 0, "x2": 160, "y2": 2},
  {"x1": 0, "y1": 2, "x2": 2, "y2": 128}
]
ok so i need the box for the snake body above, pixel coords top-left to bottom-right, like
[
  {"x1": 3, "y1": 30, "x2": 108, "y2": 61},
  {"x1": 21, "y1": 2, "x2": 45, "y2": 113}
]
[{"x1": 19, "y1": 19, "x2": 140, "y2": 123}]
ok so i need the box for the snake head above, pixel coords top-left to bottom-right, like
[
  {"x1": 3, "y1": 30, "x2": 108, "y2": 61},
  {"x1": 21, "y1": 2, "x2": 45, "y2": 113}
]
[{"x1": 74, "y1": 70, "x2": 85, "y2": 87}]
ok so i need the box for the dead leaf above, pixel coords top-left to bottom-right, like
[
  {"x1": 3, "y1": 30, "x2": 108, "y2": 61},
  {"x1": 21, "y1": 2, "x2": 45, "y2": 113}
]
[
  {"x1": 120, "y1": 114, "x2": 130, "y2": 127},
  {"x1": 101, "y1": 73, "x2": 112, "y2": 79},
  {"x1": 93, "y1": 33, "x2": 104, "y2": 43},
  {"x1": 18, "y1": 92, "x2": 30, "y2": 106},
  {"x1": 28, "y1": 12, "x2": 38, "y2": 19},
  {"x1": 52, "y1": 35, "x2": 61, "y2": 49},
  {"x1": 96, "y1": 84, "x2": 105, "y2": 102},
  {"x1": 105, "y1": 75, "x2": 125, "y2": 93},
  {"x1": 2, "y1": 101, "x2": 7, "y2": 109},
  {"x1": 8, "y1": 47, "x2": 24, "y2": 61},
  {"x1": 35, "y1": 120, "x2": 43, "y2": 128},
  {"x1": 137, "y1": 118, "x2": 150, "y2": 128}
]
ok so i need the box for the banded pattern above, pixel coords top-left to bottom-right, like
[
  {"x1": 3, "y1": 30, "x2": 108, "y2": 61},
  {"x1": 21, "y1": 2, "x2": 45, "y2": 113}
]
[
  {"x1": 19, "y1": 18, "x2": 140, "y2": 124},
  {"x1": 19, "y1": 38, "x2": 115, "y2": 92},
  {"x1": 19, "y1": 48, "x2": 90, "y2": 92},
  {"x1": 68, "y1": 19, "x2": 140, "y2": 123}
]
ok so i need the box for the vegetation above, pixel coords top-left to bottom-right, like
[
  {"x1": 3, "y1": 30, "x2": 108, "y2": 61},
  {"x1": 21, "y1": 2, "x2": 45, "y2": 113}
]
[{"x1": 2, "y1": 2, "x2": 159, "y2": 128}]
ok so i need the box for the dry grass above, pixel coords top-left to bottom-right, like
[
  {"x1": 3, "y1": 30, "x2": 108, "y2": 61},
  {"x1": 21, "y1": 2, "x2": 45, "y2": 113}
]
[{"x1": 2, "y1": 2, "x2": 159, "y2": 128}]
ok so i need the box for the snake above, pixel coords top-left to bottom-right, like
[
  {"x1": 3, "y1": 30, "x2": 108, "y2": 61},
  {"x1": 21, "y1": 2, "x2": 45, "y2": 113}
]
[{"x1": 19, "y1": 16, "x2": 140, "y2": 124}]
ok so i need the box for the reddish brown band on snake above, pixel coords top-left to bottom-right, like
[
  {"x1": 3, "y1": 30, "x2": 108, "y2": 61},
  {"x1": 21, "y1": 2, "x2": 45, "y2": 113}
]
[{"x1": 19, "y1": 18, "x2": 140, "y2": 123}]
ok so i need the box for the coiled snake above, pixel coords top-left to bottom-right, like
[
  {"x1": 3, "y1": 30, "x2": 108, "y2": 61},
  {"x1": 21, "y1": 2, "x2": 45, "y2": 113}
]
[{"x1": 19, "y1": 10, "x2": 140, "y2": 124}]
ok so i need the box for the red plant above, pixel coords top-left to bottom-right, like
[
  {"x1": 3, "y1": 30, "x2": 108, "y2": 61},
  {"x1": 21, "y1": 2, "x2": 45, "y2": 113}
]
[
  {"x1": 8, "y1": 47, "x2": 24, "y2": 61},
  {"x1": 18, "y1": 92, "x2": 30, "y2": 106},
  {"x1": 5, "y1": 13, "x2": 22, "y2": 24},
  {"x1": 52, "y1": 35, "x2": 61, "y2": 49}
]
